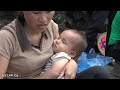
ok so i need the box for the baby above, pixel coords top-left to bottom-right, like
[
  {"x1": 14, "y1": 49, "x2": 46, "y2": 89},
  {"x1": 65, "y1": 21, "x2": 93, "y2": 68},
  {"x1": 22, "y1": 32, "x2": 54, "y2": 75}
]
[{"x1": 40, "y1": 29, "x2": 88, "y2": 79}]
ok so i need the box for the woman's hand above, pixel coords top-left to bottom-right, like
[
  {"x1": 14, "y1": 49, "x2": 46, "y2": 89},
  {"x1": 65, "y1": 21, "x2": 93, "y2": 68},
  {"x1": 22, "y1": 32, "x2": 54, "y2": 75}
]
[{"x1": 58, "y1": 59, "x2": 78, "y2": 79}]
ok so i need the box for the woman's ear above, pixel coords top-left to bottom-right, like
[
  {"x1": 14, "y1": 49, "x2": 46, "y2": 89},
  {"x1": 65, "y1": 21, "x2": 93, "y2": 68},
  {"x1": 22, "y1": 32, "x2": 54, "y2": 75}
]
[{"x1": 69, "y1": 51, "x2": 76, "y2": 58}]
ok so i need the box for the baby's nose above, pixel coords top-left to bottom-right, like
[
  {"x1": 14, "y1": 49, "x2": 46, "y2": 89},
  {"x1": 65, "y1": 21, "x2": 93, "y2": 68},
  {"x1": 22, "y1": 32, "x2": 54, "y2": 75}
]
[{"x1": 54, "y1": 39, "x2": 60, "y2": 45}]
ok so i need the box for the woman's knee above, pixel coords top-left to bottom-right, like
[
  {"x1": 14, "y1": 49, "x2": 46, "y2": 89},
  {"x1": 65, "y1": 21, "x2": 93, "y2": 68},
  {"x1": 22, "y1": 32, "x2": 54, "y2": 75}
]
[
  {"x1": 90, "y1": 66, "x2": 111, "y2": 79},
  {"x1": 76, "y1": 66, "x2": 111, "y2": 79}
]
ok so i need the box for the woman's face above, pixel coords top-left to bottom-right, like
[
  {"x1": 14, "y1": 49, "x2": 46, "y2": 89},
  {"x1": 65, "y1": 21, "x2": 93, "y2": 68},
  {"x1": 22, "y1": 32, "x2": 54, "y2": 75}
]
[{"x1": 22, "y1": 11, "x2": 55, "y2": 32}]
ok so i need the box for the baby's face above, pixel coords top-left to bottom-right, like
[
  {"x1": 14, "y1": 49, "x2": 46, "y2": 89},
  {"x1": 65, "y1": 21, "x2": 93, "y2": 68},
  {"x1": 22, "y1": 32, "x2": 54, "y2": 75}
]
[{"x1": 52, "y1": 30, "x2": 79, "y2": 55}]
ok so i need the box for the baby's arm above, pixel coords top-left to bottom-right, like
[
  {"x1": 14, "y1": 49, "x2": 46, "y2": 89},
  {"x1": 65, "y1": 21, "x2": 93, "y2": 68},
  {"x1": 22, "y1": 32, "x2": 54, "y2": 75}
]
[{"x1": 38, "y1": 58, "x2": 69, "y2": 79}]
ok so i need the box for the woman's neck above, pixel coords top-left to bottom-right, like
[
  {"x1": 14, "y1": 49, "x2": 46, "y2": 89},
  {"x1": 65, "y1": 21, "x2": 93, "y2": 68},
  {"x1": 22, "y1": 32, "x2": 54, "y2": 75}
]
[
  {"x1": 24, "y1": 23, "x2": 41, "y2": 35},
  {"x1": 24, "y1": 26, "x2": 42, "y2": 46}
]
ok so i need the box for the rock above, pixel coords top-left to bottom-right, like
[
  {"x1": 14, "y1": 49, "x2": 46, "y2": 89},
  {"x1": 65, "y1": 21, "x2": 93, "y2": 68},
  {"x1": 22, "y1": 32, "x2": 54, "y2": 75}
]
[{"x1": 0, "y1": 11, "x2": 17, "y2": 29}]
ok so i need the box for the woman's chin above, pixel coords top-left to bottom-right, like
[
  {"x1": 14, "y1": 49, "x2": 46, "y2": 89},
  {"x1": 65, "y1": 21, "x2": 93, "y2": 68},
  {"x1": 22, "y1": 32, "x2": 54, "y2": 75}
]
[{"x1": 37, "y1": 27, "x2": 47, "y2": 32}]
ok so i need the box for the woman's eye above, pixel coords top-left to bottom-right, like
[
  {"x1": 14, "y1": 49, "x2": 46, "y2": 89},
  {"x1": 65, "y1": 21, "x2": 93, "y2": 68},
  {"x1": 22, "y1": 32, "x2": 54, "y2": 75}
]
[
  {"x1": 46, "y1": 11, "x2": 52, "y2": 13},
  {"x1": 32, "y1": 11, "x2": 40, "y2": 14},
  {"x1": 32, "y1": 11, "x2": 52, "y2": 14}
]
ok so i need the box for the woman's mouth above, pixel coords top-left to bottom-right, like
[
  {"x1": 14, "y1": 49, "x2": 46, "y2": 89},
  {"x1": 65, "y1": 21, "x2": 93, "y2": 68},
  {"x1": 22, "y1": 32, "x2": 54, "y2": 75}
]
[{"x1": 37, "y1": 25, "x2": 46, "y2": 29}]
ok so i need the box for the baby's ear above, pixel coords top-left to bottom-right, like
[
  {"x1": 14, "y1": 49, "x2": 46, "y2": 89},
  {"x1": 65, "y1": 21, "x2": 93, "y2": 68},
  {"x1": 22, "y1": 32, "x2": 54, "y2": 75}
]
[{"x1": 69, "y1": 51, "x2": 76, "y2": 58}]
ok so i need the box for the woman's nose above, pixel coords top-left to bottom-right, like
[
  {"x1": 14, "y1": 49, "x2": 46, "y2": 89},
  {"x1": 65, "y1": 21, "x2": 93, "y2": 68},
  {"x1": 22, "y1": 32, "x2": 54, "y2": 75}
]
[{"x1": 38, "y1": 15, "x2": 47, "y2": 24}]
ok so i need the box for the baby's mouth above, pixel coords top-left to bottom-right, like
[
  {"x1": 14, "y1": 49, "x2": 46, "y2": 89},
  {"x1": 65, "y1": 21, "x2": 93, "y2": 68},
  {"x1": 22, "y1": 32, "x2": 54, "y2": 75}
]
[{"x1": 52, "y1": 43, "x2": 56, "y2": 48}]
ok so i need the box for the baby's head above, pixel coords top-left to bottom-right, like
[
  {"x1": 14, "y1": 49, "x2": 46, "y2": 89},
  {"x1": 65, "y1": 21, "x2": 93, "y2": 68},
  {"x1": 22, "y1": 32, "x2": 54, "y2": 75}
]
[{"x1": 52, "y1": 29, "x2": 88, "y2": 59}]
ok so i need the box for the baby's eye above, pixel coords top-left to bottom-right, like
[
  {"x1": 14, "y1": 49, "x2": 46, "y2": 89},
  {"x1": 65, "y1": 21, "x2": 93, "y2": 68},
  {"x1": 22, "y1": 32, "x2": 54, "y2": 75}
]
[{"x1": 62, "y1": 40, "x2": 66, "y2": 44}]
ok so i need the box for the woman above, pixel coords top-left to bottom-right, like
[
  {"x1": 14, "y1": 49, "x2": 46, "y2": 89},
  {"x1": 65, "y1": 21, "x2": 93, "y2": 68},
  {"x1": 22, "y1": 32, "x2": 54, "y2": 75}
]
[
  {"x1": 0, "y1": 11, "x2": 77, "y2": 79},
  {"x1": 0, "y1": 11, "x2": 111, "y2": 79}
]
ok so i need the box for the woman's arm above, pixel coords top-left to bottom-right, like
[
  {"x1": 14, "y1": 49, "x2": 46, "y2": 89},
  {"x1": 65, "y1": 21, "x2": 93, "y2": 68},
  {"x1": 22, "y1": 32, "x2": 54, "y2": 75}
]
[
  {"x1": 58, "y1": 59, "x2": 78, "y2": 79},
  {"x1": 0, "y1": 55, "x2": 9, "y2": 79},
  {"x1": 36, "y1": 58, "x2": 69, "y2": 79}
]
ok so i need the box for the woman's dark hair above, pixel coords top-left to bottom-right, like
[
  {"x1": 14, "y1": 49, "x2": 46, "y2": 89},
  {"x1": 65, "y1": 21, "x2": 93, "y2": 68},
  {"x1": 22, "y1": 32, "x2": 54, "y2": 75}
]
[{"x1": 17, "y1": 11, "x2": 25, "y2": 26}]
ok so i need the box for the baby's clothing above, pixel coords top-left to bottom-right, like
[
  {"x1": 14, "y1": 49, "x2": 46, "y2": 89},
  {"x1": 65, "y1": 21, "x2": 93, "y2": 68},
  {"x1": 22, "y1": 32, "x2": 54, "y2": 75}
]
[{"x1": 42, "y1": 52, "x2": 71, "y2": 78}]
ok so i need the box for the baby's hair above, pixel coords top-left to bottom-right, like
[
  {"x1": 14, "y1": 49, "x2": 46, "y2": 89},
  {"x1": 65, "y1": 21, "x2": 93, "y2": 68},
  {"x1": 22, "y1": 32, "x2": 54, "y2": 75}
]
[{"x1": 65, "y1": 29, "x2": 88, "y2": 58}]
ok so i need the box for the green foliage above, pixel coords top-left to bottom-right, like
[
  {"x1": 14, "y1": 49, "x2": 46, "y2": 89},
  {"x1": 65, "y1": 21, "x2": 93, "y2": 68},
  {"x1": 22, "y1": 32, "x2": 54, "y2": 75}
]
[
  {"x1": 66, "y1": 11, "x2": 90, "y2": 31},
  {"x1": 65, "y1": 11, "x2": 108, "y2": 32},
  {"x1": 104, "y1": 18, "x2": 108, "y2": 32},
  {"x1": 0, "y1": 11, "x2": 18, "y2": 29},
  {"x1": 0, "y1": 11, "x2": 17, "y2": 20}
]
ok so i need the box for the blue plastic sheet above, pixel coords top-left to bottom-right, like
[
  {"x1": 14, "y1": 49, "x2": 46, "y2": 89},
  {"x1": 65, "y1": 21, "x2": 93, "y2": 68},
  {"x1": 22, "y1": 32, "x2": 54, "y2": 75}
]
[{"x1": 77, "y1": 48, "x2": 112, "y2": 73}]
